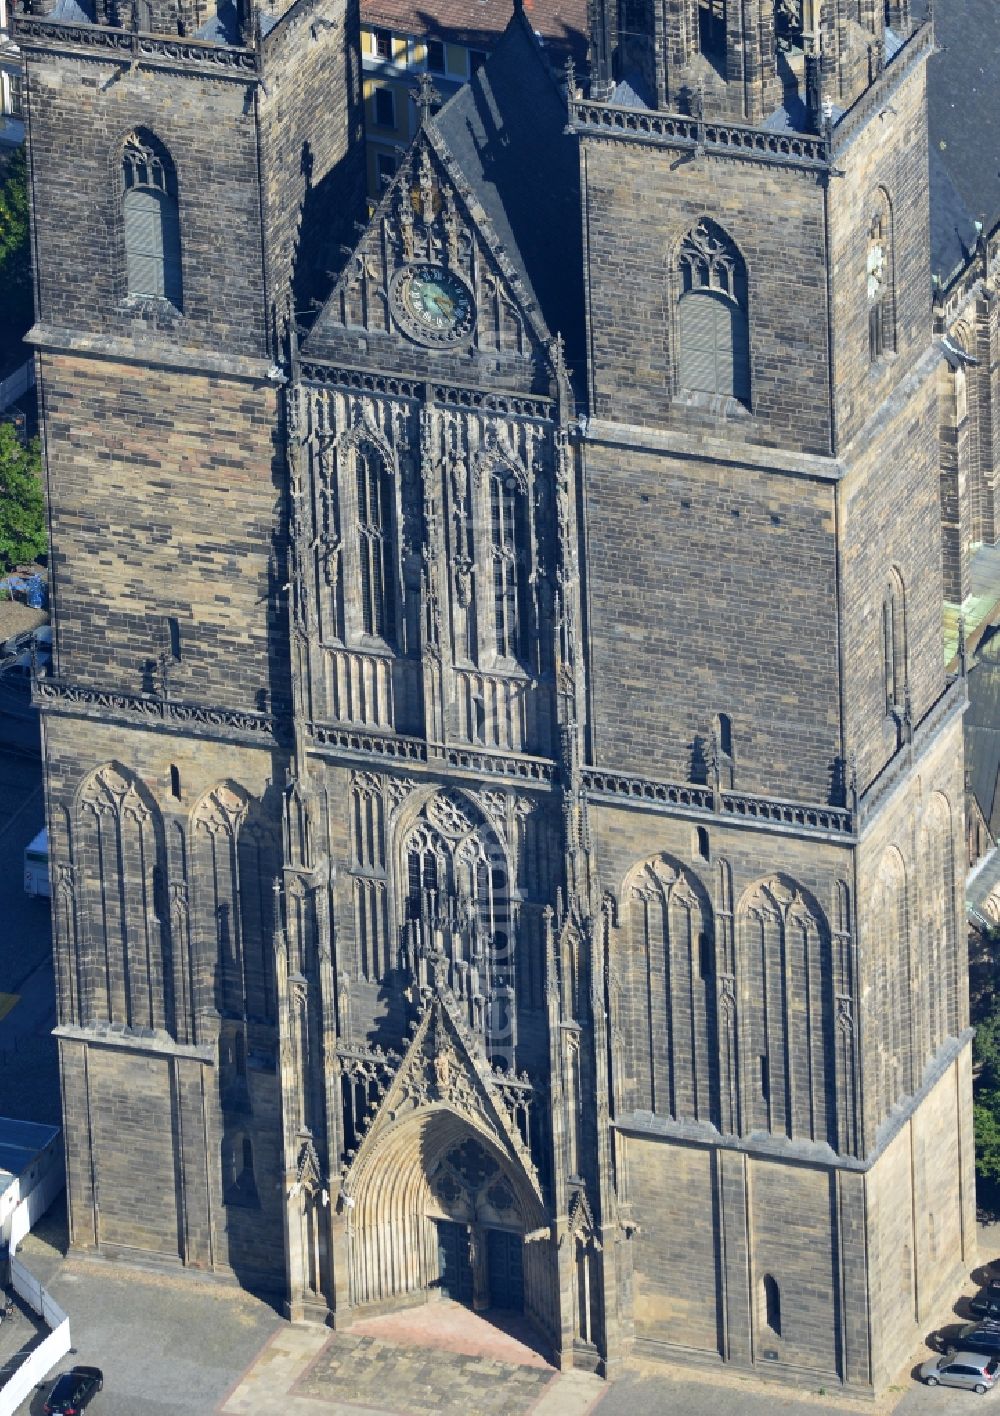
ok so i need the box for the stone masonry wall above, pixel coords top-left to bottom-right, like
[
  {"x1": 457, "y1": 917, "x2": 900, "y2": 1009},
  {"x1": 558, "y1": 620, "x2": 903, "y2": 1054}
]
[
  {"x1": 582, "y1": 439, "x2": 841, "y2": 803},
  {"x1": 827, "y1": 58, "x2": 932, "y2": 452},
  {"x1": 838, "y1": 359, "x2": 946, "y2": 791},
  {"x1": 259, "y1": 0, "x2": 365, "y2": 324},
  {"x1": 24, "y1": 53, "x2": 268, "y2": 355},
  {"x1": 580, "y1": 139, "x2": 832, "y2": 455},
  {"x1": 38, "y1": 353, "x2": 285, "y2": 715}
]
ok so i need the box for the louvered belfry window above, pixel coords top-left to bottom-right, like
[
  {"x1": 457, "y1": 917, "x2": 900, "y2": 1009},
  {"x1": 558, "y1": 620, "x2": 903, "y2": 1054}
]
[
  {"x1": 122, "y1": 132, "x2": 182, "y2": 307},
  {"x1": 677, "y1": 219, "x2": 749, "y2": 405}
]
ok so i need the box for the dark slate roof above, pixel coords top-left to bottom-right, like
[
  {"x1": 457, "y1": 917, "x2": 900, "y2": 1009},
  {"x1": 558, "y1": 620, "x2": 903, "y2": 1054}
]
[
  {"x1": 433, "y1": 5, "x2": 584, "y2": 367},
  {"x1": 361, "y1": 0, "x2": 588, "y2": 62},
  {"x1": 926, "y1": 0, "x2": 1000, "y2": 283}
]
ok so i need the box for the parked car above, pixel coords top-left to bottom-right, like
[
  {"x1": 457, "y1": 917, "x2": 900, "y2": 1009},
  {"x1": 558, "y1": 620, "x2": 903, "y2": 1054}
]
[
  {"x1": 920, "y1": 1350, "x2": 1000, "y2": 1393},
  {"x1": 42, "y1": 1366, "x2": 103, "y2": 1414},
  {"x1": 970, "y1": 1285, "x2": 1000, "y2": 1318},
  {"x1": 950, "y1": 1322, "x2": 1000, "y2": 1358}
]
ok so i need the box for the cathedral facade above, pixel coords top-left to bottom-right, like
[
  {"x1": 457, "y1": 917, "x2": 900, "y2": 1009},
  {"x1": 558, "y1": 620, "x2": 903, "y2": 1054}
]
[{"x1": 14, "y1": 0, "x2": 973, "y2": 1392}]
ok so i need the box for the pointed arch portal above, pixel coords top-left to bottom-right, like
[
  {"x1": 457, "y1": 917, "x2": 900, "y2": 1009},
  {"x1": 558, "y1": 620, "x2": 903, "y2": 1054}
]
[{"x1": 338, "y1": 996, "x2": 557, "y2": 1344}]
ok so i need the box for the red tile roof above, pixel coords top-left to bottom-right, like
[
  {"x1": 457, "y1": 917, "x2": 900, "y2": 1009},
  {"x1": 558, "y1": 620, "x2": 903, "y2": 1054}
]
[{"x1": 360, "y1": 0, "x2": 588, "y2": 60}]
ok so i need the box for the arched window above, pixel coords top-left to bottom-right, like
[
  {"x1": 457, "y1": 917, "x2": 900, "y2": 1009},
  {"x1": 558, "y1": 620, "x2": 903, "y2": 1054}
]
[
  {"x1": 867, "y1": 191, "x2": 895, "y2": 362},
  {"x1": 762, "y1": 1274, "x2": 781, "y2": 1335},
  {"x1": 489, "y1": 466, "x2": 528, "y2": 661},
  {"x1": 882, "y1": 568, "x2": 907, "y2": 714},
  {"x1": 677, "y1": 220, "x2": 750, "y2": 405},
  {"x1": 355, "y1": 443, "x2": 396, "y2": 643},
  {"x1": 122, "y1": 131, "x2": 182, "y2": 307}
]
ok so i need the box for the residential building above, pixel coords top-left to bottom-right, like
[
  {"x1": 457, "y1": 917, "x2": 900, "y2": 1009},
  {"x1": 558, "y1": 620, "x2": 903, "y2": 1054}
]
[
  {"x1": 360, "y1": 0, "x2": 585, "y2": 199},
  {"x1": 0, "y1": 0, "x2": 24, "y2": 144}
]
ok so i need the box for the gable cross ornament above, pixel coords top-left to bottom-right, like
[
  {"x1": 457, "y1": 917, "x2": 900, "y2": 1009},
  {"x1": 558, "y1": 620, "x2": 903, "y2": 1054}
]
[{"x1": 414, "y1": 72, "x2": 442, "y2": 128}]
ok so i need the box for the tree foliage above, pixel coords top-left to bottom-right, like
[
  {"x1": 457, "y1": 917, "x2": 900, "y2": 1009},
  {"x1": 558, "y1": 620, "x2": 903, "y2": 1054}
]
[
  {"x1": 976, "y1": 1098, "x2": 1000, "y2": 1189},
  {"x1": 0, "y1": 147, "x2": 32, "y2": 373},
  {"x1": 0, "y1": 423, "x2": 45, "y2": 572}
]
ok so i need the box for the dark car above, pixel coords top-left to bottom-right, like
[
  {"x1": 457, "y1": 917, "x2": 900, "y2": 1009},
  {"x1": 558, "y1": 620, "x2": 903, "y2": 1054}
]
[
  {"x1": 969, "y1": 1286, "x2": 1000, "y2": 1318},
  {"x1": 42, "y1": 1366, "x2": 103, "y2": 1415},
  {"x1": 950, "y1": 1321, "x2": 1000, "y2": 1357}
]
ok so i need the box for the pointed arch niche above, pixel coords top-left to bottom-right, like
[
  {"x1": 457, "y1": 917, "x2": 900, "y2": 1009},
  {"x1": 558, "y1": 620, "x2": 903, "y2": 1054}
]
[
  {"x1": 619, "y1": 853, "x2": 717, "y2": 1126},
  {"x1": 737, "y1": 875, "x2": 834, "y2": 1145},
  {"x1": 76, "y1": 762, "x2": 173, "y2": 1034},
  {"x1": 190, "y1": 781, "x2": 279, "y2": 1025}
]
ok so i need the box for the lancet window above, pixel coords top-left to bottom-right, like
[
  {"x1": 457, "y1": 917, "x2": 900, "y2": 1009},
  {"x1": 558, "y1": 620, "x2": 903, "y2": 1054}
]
[
  {"x1": 868, "y1": 191, "x2": 896, "y2": 362},
  {"x1": 677, "y1": 220, "x2": 750, "y2": 405},
  {"x1": 122, "y1": 131, "x2": 182, "y2": 308},
  {"x1": 488, "y1": 466, "x2": 528, "y2": 661},
  {"x1": 355, "y1": 442, "x2": 396, "y2": 643}
]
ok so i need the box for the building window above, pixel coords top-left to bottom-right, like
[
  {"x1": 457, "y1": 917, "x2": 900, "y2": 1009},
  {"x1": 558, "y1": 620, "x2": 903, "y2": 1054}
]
[
  {"x1": 7, "y1": 71, "x2": 24, "y2": 119},
  {"x1": 882, "y1": 568, "x2": 907, "y2": 714},
  {"x1": 355, "y1": 443, "x2": 396, "y2": 643},
  {"x1": 169, "y1": 764, "x2": 181, "y2": 801},
  {"x1": 489, "y1": 467, "x2": 528, "y2": 661},
  {"x1": 694, "y1": 826, "x2": 710, "y2": 862},
  {"x1": 868, "y1": 190, "x2": 896, "y2": 363},
  {"x1": 425, "y1": 37, "x2": 445, "y2": 72},
  {"x1": 373, "y1": 27, "x2": 392, "y2": 59},
  {"x1": 469, "y1": 48, "x2": 487, "y2": 74},
  {"x1": 374, "y1": 86, "x2": 395, "y2": 129},
  {"x1": 122, "y1": 131, "x2": 182, "y2": 308},
  {"x1": 677, "y1": 219, "x2": 749, "y2": 406},
  {"x1": 762, "y1": 1274, "x2": 781, "y2": 1335},
  {"x1": 376, "y1": 151, "x2": 397, "y2": 195}
]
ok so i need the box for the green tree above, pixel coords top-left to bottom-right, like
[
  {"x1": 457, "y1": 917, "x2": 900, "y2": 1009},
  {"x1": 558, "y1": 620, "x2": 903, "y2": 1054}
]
[
  {"x1": 976, "y1": 1096, "x2": 1000, "y2": 1189},
  {"x1": 0, "y1": 147, "x2": 32, "y2": 373},
  {"x1": 0, "y1": 424, "x2": 45, "y2": 572}
]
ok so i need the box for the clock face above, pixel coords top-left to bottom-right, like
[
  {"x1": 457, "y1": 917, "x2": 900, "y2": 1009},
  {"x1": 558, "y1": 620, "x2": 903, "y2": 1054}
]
[{"x1": 390, "y1": 263, "x2": 476, "y2": 346}]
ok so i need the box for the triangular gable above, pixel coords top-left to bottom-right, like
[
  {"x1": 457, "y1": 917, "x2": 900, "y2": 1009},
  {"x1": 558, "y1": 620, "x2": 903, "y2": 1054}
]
[
  {"x1": 340, "y1": 991, "x2": 543, "y2": 1205},
  {"x1": 301, "y1": 126, "x2": 554, "y2": 369}
]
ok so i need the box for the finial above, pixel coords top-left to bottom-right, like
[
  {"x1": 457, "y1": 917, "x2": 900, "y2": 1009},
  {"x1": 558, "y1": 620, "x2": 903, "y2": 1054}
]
[{"x1": 414, "y1": 71, "x2": 442, "y2": 127}]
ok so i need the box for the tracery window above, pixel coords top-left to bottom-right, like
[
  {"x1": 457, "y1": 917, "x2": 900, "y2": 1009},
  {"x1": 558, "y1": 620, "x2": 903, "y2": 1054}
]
[
  {"x1": 489, "y1": 466, "x2": 528, "y2": 661},
  {"x1": 677, "y1": 220, "x2": 750, "y2": 405},
  {"x1": 400, "y1": 792, "x2": 515, "y2": 1067},
  {"x1": 355, "y1": 443, "x2": 396, "y2": 643},
  {"x1": 122, "y1": 131, "x2": 182, "y2": 307}
]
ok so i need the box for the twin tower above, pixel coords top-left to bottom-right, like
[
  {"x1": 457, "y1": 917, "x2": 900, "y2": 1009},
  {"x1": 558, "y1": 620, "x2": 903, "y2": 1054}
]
[{"x1": 14, "y1": 0, "x2": 972, "y2": 1392}]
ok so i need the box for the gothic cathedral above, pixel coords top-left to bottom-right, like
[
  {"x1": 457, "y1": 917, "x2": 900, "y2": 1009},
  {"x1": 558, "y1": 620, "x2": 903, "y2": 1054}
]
[{"x1": 14, "y1": 0, "x2": 972, "y2": 1391}]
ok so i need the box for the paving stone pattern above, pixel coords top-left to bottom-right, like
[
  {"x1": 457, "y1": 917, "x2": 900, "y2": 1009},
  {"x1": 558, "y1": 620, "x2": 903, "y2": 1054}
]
[{"x1": 296, "y1": 1332, "x2": 554, "y2": 1415}]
